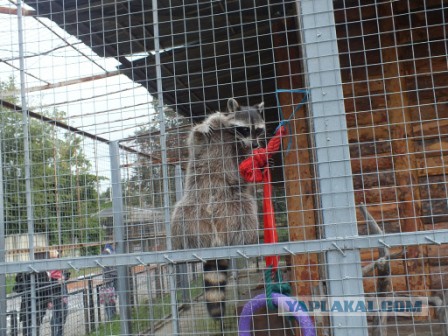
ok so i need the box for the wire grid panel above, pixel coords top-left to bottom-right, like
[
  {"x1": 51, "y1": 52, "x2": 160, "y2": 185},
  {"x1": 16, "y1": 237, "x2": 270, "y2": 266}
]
[{"x1": 0, "y1": 0, "x2": 447, "y2": 336}]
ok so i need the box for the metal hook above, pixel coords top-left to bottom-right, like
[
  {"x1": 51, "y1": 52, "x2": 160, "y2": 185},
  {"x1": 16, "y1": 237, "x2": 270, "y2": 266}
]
[
  {"x1": 331, "y1": 242, "x2": 346, "y2": 257},
  {"x1": 95, "y1": 260, "x2": 105, "y2": 268},
  {"x1": 67, "y1": 261, "x2": 79, "y2": 272},
  {"x1": 163, "y1": 254, "x2": 176, "y2": 264},
  {"x1": 283, "y1": 246, "x2": 296, "y2": 255},
  {"x1": 192, "y1": 253, "x2": 206, "y2": 263},
  {"x1": 136, "y1": 257, "x2": 147, "y2": 266},
  {"x1": 237, "y1": 250, "x2": 250, "y2": 259},
  {"x1": 378, "y1": 239, "x2": 391, "y2": 249},
  {"x1": 425, "y1": 236, "x2": 441, "y2": 246}
]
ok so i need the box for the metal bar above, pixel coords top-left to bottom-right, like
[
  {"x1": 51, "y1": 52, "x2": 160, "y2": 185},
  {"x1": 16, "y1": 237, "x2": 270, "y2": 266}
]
[
  {"x1": 174, "y1": 164, "x2": 184, "y2": 207},
  {"x1": 87, "y1": 278, "x2": 95, "y2": 330},
  {"x1": 146, "y1": 267, "x2": 155, "y2": 335},
  {"x1": 174, "y1": 165, "x2": 189, "y2": 303},
  {"x1": 16, "y1": 0, "x2": 35, "y2": 265},
  {"x1": 109, "y1": 141, "x2": 132, "y2": 335},
  {"x1": 34, "y1": 16, "x2": 110, "y2": 74},
  {"x1": 83, "y1": 289, "x2": 90, "y2": 334},
  {"x1": 152, "y1": 0, "x2": 173, "y2": 262},
  {"x1": 0, "y1": 99, "x2": 163, "y2": 164},
  {"x1": 152, "y1": 0, "x2": 179, "y2": 333},
  {"x1": 300, "y1": 1, "x2": 368, "y2": 333},
  {"x1": 16, "y1": 2, "x2": 38, "y2": 335},
  {"x1": 2, "y1": 229, "x2": 448, "y2": 274},
  {"x1": 0, "y1": 123, "x2": 6, "y2": 336},
  {"x1": 0, "y1": 5, "x2": 35, "y2": 16},
  {"x1": 96, "y1": 284, "x2": 101, "y2": 324},
  {"x1": 0, "y1": 70, "x2": 120, "y2": 98}
]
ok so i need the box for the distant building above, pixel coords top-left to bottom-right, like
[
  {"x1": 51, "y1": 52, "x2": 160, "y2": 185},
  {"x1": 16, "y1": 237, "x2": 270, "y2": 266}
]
[{"x1": 6, "y1": 234, "x2": 49, "y2": 262}]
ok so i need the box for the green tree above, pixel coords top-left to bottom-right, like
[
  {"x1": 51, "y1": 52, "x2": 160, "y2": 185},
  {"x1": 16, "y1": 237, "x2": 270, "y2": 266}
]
[
  {"x1": 0, "y1": 78, "x2": 104, "y2": 247},
  {"x1": 124, "y1": 101, "x2": 188, "y2": 209}
]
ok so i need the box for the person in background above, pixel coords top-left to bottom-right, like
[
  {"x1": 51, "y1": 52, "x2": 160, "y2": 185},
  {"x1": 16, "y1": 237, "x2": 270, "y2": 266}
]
[
  {"x1": 101, "y1": 244, "x2": 118, "y2": 321},
  {"x1": 13, "y1": 252, "x2": 51, "y2": 336},
  {"x1": 48, "y1": 250, "x2": 69, "y2": 336}
]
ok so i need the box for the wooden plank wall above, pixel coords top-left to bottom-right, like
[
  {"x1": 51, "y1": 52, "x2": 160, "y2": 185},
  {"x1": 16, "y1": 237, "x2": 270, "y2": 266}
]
[
  {"x1": 272, "y1": 2, "x2": 446, "y2": 313},
  {"x1": 334, "y1": 0, "x2": 448, "y2": 294},
  {"x1": 272, "y1": 19, "x2": 321, "y2": 299}
]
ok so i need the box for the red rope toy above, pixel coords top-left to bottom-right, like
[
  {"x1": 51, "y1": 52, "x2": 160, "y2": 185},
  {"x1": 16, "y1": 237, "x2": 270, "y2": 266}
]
[{"x1": 239, "y1": 125, "x2": 288, "y2": 271}]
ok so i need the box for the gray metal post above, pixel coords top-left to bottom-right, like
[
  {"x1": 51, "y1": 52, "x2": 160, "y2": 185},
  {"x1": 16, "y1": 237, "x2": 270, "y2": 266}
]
[
  {"x1": 0, "y1": 132, "x2": 6, "y2": 336},
  {"x1": 299, "y1": 1, "x2": 368, "y2": 335},
  {"x1": 151, "y1": 0, "x2": 179, "y2": 333},
  {"x1": 174, "y1": 166, "x2": 189, "y2": 303},
  {"x1": 16, "y1": 0, "x2": 35, "y2": 261},
  {"x1": 109, "y1": 141, "x2": 132, "y2": 335},
  {"x1": 174, "y1": 165, "x2": 184, "y2": 212},
  {"x1": 145, "y1": 267, "x2": 155, "y2": 335},
  {"x1": 16, "y1": 1, "x2": 38, "y2": 335}
]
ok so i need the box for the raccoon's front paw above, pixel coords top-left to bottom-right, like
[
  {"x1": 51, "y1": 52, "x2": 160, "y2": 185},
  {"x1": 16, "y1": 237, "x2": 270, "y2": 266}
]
[{"x1": 196, "y1": 123, "x2": 213, "y2": 138}]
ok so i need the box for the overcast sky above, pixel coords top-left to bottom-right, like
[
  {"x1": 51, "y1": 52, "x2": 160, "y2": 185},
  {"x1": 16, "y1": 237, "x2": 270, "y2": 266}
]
[
  {"x1": 0, "y1": 1, "x2": 161, "y2": 184},
  {"x1": 0, "y1": 3, "x2": 156, "y2": 141}
]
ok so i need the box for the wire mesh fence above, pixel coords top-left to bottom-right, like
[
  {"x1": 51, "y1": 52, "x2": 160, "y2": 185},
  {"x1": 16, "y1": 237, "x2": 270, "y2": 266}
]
[{"x1": 0, "y1": 0, "x2": 447, "y2": 335}]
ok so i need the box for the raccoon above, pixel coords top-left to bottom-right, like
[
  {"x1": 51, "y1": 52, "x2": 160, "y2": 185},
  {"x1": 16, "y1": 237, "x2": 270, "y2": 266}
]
[{"x1": 171, "y1": 98, "x2": 265, "y2": 319}]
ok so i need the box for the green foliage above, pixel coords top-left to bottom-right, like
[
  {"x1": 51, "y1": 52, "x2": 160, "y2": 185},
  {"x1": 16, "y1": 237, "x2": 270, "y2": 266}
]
[
  {"x1": 124, "y1": 101, "x2": 188, "y2": 209},
  {"x1": 0, "y1": 78, "x2": 105, "y2": 245},
  {"x1": 80, "y1": 245, "x2": 102, "y2": 256},
  {"x1": 5, "y1": 275, "x2": 15, "y2": 295}
]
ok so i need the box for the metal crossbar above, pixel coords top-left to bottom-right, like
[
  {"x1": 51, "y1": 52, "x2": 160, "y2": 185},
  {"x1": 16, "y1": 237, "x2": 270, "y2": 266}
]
[{"x1": 1, "y1": 229, "x2": 447, "y2": 274}]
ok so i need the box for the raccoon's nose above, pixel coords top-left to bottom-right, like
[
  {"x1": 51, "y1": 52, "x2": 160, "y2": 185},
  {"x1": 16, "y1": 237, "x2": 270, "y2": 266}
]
[{"x1": 252, "y1": 140, "x2": 260, "y2": 148}]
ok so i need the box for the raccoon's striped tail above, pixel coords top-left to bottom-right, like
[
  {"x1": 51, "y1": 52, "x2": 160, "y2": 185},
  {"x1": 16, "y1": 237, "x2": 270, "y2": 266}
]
[{"x1": 203, "y1": 259, "x2": 229, "y2": 319}]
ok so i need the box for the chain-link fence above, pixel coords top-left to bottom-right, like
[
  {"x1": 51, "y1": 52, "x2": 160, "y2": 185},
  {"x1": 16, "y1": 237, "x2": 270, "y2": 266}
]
[{"x1": 0, "y1": 0, "x2": 447, "y2": 335}]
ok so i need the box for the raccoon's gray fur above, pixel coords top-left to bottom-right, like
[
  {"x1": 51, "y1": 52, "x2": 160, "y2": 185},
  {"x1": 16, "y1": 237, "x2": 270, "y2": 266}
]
[{"x1": 171, "y1": 98, "x2": 265, "y2": 319}]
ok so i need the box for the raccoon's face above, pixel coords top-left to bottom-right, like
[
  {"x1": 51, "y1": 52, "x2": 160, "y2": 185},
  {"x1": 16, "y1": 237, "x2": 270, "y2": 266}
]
[{"x1": 226, "y1": 98, "x2": 265, "y2": 150}]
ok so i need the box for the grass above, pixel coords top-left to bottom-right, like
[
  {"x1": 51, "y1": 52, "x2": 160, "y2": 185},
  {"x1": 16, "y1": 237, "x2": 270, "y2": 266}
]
[
  {"x1": 180, "y1": 305, "x2": 239, "y2": 336},
  {"x1": 6, "y1": 275, "x2": 16, "y2": 295}
]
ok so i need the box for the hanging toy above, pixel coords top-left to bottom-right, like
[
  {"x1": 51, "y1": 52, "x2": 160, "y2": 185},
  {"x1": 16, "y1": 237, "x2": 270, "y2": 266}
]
[
  {"x1": 239, "y1": 293, "x2": 316, "y2": 336},
  {"x1": 238, "y1": 89, "x2": 315, "y2": 335},
  {"x1": 239, "y1": 125, "x2": 286, "y2": 271}
]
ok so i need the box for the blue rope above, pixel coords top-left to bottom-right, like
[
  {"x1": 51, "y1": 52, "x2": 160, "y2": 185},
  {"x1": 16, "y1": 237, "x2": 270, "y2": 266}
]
[
  {"x1": 261, "y1": 89, "x2": 308, "y2": 311},
  {"x1": 262, "y1": 88, "x2": 308, "y2": 311},
  {"x1": 274, "y1": 89, "x2": 309, "y2": 153}
]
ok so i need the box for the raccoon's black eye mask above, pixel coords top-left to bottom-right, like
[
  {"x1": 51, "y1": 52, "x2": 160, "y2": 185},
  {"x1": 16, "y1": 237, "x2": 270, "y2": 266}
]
[
  {"x1": 234, "y1": 126, "x2": 265, "y2": 138},
  {"x1": 235, "y1": 126, "x2": 251, "y2": 137},
  {"x1": 254, "y1": 128, "x2": 265, "y2": 137}
]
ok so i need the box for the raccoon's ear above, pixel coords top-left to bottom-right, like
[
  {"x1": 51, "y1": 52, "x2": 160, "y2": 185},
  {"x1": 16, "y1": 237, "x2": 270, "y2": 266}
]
[
  {"x1": 227, "y1": 98, "x2": 240, "y2": 112},
  {"x1": 257, "y1": 102, "x2": 265, "y2": 114}
]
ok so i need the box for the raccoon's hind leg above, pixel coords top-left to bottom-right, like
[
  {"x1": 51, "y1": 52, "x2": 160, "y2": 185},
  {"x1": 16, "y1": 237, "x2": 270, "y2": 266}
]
[{"x1": 203, "y1": 259, "x2": 229, "y2": 319}]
